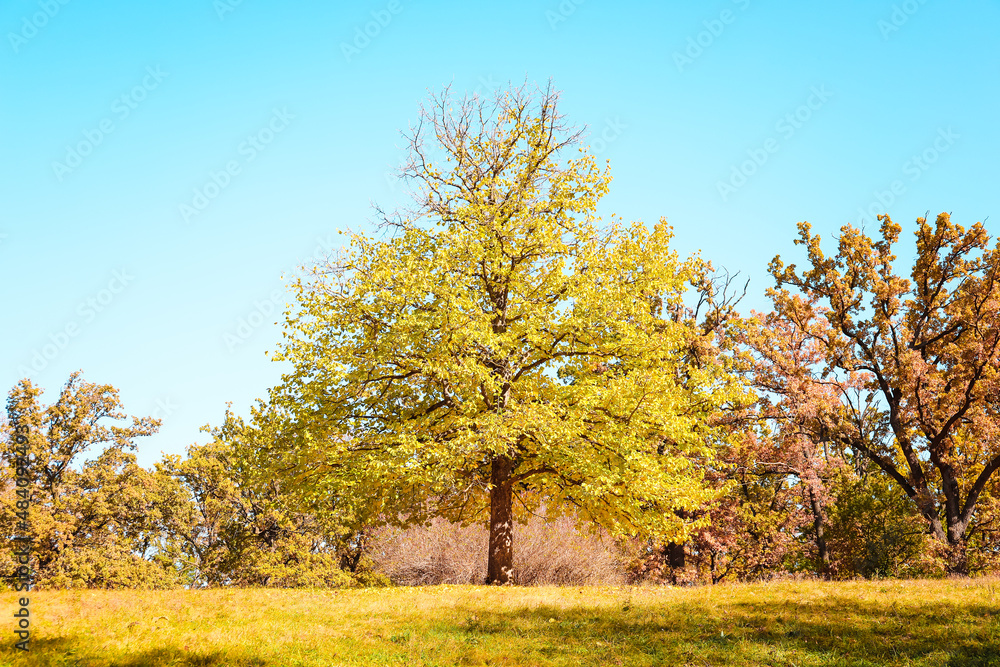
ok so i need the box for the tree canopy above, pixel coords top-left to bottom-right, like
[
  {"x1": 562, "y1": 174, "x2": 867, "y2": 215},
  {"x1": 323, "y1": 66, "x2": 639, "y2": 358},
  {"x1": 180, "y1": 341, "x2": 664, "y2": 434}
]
[
  {"x1": 1, "y1": 373, "x2": 185, "y2": 588},
  {"x1": 768, "y1": 213, "x2": 1000, "y2": 573},
  {"x1": 269, "y1": 82, "x2": 743, "y2": 583}
]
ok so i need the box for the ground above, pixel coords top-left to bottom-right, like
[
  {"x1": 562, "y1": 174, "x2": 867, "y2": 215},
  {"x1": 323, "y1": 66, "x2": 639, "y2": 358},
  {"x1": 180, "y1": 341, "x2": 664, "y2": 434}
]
[{"x1": 1, "y1": 578, "x2": 998, "y2": 666}]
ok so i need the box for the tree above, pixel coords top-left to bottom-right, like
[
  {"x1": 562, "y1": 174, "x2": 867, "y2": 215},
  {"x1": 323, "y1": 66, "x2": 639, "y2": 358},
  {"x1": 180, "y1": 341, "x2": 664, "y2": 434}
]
[
  {"x1": 677, "y1": 425, "x2": 808, "y2": 584},
  {"x1": 1, "y1": 373, "x2": 187, "y2": 589},
  {"x1": 160, "y1": 403, "x2": 384, "y2": 588},
  {"x1": 622, "y1": 271, "x2": 762, "y2": 585},
  {"x1": 270, "y1": 82, "x2": 738, "y2": 584},
  {"x1": 740, "y1": 302, "x2": 858, "y2": 577},
  {"x1": 769, "y1": 213, "x2": 1000, "y2": 573}
]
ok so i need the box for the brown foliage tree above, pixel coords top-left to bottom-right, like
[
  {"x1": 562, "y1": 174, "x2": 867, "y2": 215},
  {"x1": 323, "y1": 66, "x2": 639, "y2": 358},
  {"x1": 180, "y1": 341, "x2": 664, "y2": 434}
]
[
  {"x1": 741, "y1": 303, "x2": 858, "y2": 577},
  {"x1": 769, "y1": 213, "x2": 1000, "y2": 573}
]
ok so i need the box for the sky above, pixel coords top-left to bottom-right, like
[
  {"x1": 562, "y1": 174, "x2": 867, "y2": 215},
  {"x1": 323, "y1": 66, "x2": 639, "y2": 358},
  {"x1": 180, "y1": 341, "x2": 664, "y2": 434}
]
[{"x1": 1, "y1": 0, "x2": 997, "y2": 467}]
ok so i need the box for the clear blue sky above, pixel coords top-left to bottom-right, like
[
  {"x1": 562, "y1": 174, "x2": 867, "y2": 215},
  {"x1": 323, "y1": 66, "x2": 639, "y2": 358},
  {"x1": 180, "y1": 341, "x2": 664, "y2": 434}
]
[{"x1": 2, "y1": 0, "x2": 997, "y2": 466}]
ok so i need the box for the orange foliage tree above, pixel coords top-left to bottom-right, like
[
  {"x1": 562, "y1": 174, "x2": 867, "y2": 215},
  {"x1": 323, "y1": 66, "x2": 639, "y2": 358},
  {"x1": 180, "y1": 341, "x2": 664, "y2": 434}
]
[{"x1": 769, "y1": 213, "x2": 1000, "y2": 573}]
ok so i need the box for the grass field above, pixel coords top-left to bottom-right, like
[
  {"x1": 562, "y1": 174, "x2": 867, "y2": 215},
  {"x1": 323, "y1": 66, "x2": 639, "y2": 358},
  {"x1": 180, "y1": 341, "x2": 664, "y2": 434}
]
[{"x1": 1, "y1": 578, "x2": 999, "y2": 666}]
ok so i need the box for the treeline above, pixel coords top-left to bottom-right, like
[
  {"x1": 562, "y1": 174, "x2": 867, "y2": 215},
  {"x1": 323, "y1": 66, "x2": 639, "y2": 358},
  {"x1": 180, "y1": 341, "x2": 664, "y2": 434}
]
[
  {"x1": 4, "y1": 82, "x2": 999, "y2": 588},
  {"x1": 1, "y1": 365, "x2": 997, "y2": 589},
  {"x1": 0, "y1": 375, "x2": 385, "y2": 589}
]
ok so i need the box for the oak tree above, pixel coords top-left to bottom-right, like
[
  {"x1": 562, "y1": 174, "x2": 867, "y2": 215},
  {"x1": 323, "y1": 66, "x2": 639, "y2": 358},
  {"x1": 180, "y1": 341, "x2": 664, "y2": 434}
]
[
  {"x1": 741, "y1": 301, "x2": 855, "y2": 576},
  {"x1": 1, "y1": 373, "x2": 187, "y2": 588},
  {"x1": 769, "y1": 213, "x2": 1000, "y2": 573},
  {"x1": 270, "y1": 82, "x2": 738, "y2": 584}
]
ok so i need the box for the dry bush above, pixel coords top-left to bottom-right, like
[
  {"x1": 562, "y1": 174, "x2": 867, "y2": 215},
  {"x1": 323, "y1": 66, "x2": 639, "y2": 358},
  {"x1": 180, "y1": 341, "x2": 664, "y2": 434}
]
[
  {"x1": 368, "y1": 516, "x2": 488, "y2": 586},
  {"x1": 513, "y1": 513, "x2": 625, "y2": 586},
  {"x1": 368, "y1": 510, "x2": 625, "y2": 586}
]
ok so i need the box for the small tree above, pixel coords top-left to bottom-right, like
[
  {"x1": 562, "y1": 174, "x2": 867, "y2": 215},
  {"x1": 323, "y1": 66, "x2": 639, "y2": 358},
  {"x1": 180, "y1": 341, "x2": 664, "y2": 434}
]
[
  {"x1": 1, "y1": 373, "x2": 186, "y2": 589},
  {"x1": 678, "y1": 426, "x2": 807, "y2": 584},
  {"x1": 160, "y1": 404, "x2": 380, "y2": 588},
  {"x1": 270, "y1": 82, "x2": 738, "y2": 584},
  {"x1": 825, "y1": 465, "x2": 932, "y2": 578}
]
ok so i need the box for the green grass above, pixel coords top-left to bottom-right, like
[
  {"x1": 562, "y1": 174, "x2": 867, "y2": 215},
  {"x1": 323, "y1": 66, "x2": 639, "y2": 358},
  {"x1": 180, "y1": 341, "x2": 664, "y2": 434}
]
[{"x1": 2, "y1": 578, "x2": 999, "y2": 666}]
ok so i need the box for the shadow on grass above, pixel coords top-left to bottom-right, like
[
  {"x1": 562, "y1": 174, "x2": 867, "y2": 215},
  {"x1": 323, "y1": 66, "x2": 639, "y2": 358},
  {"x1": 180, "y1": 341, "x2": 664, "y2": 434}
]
[
  {"x1": 5, "y1": 593, "x2": 998, "y2": 666},
  {"x1": 107, "y1": 651, "x2": 266, "y2": 667},
  {"x1": 2, "y1": 637, "x2": 268, "y2": 667},
  {"x1": 448, "y1": 596, "x2": 1000, "y2": 666}
]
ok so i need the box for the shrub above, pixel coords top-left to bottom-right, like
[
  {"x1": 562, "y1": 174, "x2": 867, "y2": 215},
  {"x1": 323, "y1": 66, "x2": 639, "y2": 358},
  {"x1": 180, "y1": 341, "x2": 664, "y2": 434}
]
[
  {"x1": 826, "y1": 468, "x2": 937, "y2": 579},
  {"x1": 368, "y1": 510, "x2": 625, "y2": 586}
]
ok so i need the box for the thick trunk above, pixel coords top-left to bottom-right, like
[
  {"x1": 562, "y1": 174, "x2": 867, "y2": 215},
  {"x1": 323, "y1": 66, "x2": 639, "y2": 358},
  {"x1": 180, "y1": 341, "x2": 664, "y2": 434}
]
[
  {"x1": 945, "y1": 542, "x2": 969, "y2": 575},
  {"x1": 665, "y1": 542, "x2": 685, "y2": 585},
  {"x1": 944, "y1": 521, "x2": 970, "y2": 575},
  {"x1": 666, "y1": 542, "x2": 686, "y2": 569},
  {"x1": 926, "y1": 512, "x2": 947, "y2": 543},
  {"x1": 807, "y1": 487, "x2": 831, "y2": 578},
  {"x1": 914, "y1": 491, "x2": 970, "y2": 574},
  {"x1": 486, "y1": 456, "x2": 515, "y2": 585},
  {"x1": 665, "y1": 508, "x2": 688, "y2": 584}
]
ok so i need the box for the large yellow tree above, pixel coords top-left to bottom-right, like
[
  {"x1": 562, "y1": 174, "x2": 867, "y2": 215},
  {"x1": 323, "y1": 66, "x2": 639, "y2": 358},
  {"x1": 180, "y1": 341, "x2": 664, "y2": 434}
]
[{"x1": 270, "y1": 83, "x2": 740, "y2": 584}]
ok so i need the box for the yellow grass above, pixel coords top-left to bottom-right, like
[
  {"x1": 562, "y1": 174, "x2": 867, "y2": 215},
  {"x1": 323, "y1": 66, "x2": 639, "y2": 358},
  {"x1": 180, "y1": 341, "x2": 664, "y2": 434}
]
[{"x1": 1, "y1": 578, "x2": 999, "y2": 666}]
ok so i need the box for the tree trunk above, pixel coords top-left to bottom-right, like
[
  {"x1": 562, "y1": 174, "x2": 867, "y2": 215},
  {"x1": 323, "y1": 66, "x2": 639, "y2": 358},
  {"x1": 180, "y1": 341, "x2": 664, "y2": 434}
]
[
  {"x1": 666, "y1": 542, "x2": 686, "y2": 569},
  {"x1": 945, "y1": 521, "x2": 970, "y2": 575},
  {"x1": 486, "y1": 456, "x2": 515, "y2": 585},
  {"x1": 664, "y1": 542, "x2": 685, "y2": 584},
  {"x1": 807, "y1": 487, "x2": 831, "y2": 578},
  {"x1": 910, "y1": 504, "x2": 970, "y2": 575}
]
